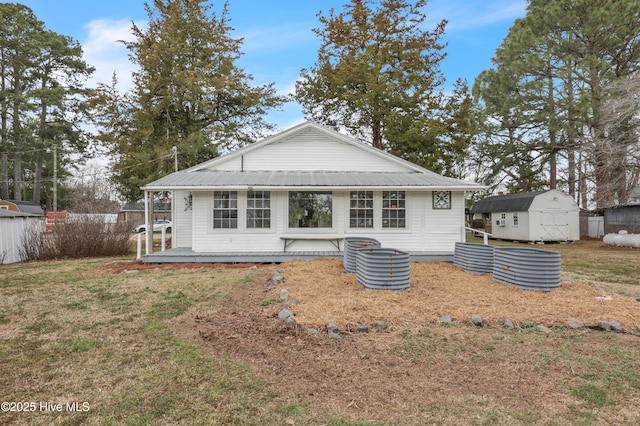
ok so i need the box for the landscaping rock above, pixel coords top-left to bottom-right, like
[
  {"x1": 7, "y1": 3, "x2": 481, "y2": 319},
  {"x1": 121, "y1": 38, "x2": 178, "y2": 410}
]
[
  {"x1": 567, "y1": 318, "x2": 584, "y2": 329},
  {"x1": 306, "y1": 327, "x2": 319, "y2": 335},
  {"x1": 471, "y1": 315, "x2": 483, "y2": 327},
  {"x1": 284, "y1": 318, "x2": 298, "y2": 329},
  {"x1": 356, "y1": 324, "x2": 369, "y2": 333},
  {"x1": 503, "y1": 318, "x2": 514, "y2": 329},
  {"x1": 326, "y1": 320, "x2": 339, "y2": 332},
  {"x1": 537, "y1": 324, "x2": 552, "y2": 334},
  {"x1": 122, "y1": 269, "x2": 140, "y2": 274},
  {"x1": 270, "y1": 272, "x2": 283, "y2": 288},
  {"x1": 279, "y1": 289, "x2": 289, "y2": 301},
  {"x1": 375, "y1": 321, "x2": 389, "y2": 331},
  {"x1": 600, "y1": 321, "x2": 623, "y2": 332},
  {"x1": 284, "y1": 298, "x2": 300, "y2": 308},
  {"x1": 328, "y1": 331, "x2": 342, "y2": 340},
  {"x1": 439, "y1": 315, "x2": 452, "y2": 325},
  {"x1": 278, "y1": 309, "x2": 293, "y2": 320}
]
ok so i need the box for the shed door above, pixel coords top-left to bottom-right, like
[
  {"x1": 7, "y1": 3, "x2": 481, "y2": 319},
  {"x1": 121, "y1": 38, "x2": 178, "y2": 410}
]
[{"x1": 540, "y1": 211, "x2": 568, "y2": 240}]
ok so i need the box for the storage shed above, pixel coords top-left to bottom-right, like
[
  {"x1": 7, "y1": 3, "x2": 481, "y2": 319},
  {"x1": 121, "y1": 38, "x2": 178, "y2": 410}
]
[
  {"x1": 470, "y1": 190, "x2": 580, "y2": 242},
  {"x1": 0, "y1": 209, "x2": 44, "y2": 264}
]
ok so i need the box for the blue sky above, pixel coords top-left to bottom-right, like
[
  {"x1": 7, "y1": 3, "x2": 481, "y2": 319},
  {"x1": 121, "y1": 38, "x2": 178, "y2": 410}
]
[{"x1": 19, "y1": 0, "x2": 526, "y2": 130}]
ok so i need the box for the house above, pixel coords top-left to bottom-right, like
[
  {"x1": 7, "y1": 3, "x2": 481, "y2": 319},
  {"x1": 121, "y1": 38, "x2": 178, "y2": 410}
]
[
  {"x1": 603, "y1": 204, "x2": 640, "y2": 234},
  {"x1": 140, "y1": 121, "x2": 484, "y2": 262},
  {"x1": 469, "y1": 190, "x2": 580, "y2": 242}
]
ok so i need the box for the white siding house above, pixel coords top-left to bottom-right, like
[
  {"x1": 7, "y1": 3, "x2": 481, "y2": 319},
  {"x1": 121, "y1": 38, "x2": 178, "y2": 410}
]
[
  {"x1": 141, "y1": 122, "x2": 483, "y2": 262},
  {"x1": 470, "y1": 190, "x2": 580, "y2": 242}
]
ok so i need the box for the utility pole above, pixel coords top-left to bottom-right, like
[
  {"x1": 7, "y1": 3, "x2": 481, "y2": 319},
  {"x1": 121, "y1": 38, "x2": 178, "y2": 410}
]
[
  {"x1": 172, "y1": 146, "x2": 178, "y2": 172},
  {"x1": 53, "y1": 145, "x2": 58, "y2": 229}
]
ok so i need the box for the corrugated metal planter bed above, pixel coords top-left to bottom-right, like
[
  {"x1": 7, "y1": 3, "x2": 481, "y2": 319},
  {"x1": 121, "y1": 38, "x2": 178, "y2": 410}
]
[
  {"x1": 493, "y1": 247, "x2": 561, "y2": 292},
  {"x1": 343, "y1": 237, "x2": 381, "y2": 273},
  {"x1": 454, "y1": 242, "x2": 494, "y2": 274},
  {"x1": 355, "y1": 247, "x2": 410, "y2": 291}
]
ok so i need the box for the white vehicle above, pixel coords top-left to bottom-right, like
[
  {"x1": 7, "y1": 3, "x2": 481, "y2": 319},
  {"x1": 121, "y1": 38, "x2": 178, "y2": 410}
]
[{"x1": 134, "y1": 220, "x2": 172, "y2": 233}]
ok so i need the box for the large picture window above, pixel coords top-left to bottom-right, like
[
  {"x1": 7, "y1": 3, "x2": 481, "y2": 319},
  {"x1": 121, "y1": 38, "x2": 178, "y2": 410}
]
[
  {"x1": 382, "y1": 191, "x2": 406, "y2": 228},
  {"x1": 349, "y1": 191, "x2": 373, "y2": 228},
  {"x1": 288, "y1": 191, "x2": 332, "y2": 228},
  {"x1": 213, "y1": 191, "x2": 237, "y2": 229},
  {"x1": 247, "y1": 190, "x2": 271, "y2": 229}
]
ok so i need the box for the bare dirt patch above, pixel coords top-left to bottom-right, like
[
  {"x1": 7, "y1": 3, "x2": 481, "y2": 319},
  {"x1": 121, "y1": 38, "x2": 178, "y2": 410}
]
[{"x1": 168, "y1": 258, "x2": 640, "y2": 424}]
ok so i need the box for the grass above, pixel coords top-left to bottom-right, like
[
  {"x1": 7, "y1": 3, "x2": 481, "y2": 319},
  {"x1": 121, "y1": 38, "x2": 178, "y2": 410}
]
[{"x1": 1, "y1": 242, "x2": 639, "y2": 425}]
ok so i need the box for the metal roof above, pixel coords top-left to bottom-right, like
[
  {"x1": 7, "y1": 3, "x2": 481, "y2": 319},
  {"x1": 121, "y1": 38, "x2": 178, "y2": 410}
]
[
  {"x1": 470, "y1": 191, "x2": 549, "y2": 214},
  {"x1": 142, "y1": 170, "x2": 482, "y2": 191}
]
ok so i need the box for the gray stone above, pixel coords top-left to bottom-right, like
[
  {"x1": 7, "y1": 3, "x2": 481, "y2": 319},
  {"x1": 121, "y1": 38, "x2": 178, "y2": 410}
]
[
  {"x1": 306, "y1": 327, "x2": 319, "y2": 335},
  {"x1": 375, "y1": 321, "x2": 389, "y2": 331},
  {"x1": 278, "y1": 309, "x2": 292, "y2": 320},
  {"x1": 356, "y1": 324, "x2": 369, "y2": 332},
  {"x1": 503, "y1": 318, "x2": 514, "y2": 329},
  {"x1": 439, "y1": 315, "x2": 452, "y2": 325},
  {"x1": 328, "y1": 331, "x2": 342, "y2": 340},
  {"x1": 567, "y1": 318, "x2": 584, "y2": 329},
  {"x1": 284, "y1": 298, "x2": 300, "y2": 308},
  {"x1": 471, "y1": 315, "x2": 483, "y2": 326},
  {"x1": 600, "y1": 321, "x2": 623, "y2": 332},
  {"x1": 537, "y1": 324, "x2": 552, "y2": 334},
  {"x1": 284, "y1": 318, "x2": 297, "y2": 329},
  {"x1": 270, "y1": 272, "x2": 284, "y2": 288},
  {"x1": 326, "y1": 320, "x2": 339, "y2": 332},
  {"x1": 279, "y1": 289, "x2": 289, "y2": 301}
]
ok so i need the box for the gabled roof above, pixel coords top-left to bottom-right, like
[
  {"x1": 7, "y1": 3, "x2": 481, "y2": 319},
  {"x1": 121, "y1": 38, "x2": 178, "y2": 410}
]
[
  {"x1": 470, "y1": 191, "x2": 549, "y2": 214},
  {"x1": 143, "y1": 121, "x2": 484, "y2": 191},
  {"x1": 185, "y1": 121, "x2": 429, "y2": 174},
  {"x1": 0, "y1": 200, "x2": 44, "y2": 215}
]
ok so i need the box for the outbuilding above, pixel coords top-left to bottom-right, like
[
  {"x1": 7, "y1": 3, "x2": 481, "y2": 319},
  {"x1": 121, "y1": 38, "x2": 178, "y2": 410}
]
[
  {"x1": 0, "y1": 209, "x2": 44, "y2": 264},
  {"x1": 470, "y1": 190, "x2": 580, "y2": 242},
  {"x1": 140, "y1": 121, "x2": 484, "y2": 262},
  {"x1": 603, "y1": 203, "x2": 640, "y2": 234}
]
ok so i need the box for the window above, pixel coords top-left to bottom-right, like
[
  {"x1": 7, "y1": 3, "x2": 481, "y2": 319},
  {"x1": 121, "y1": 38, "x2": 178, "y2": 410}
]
[
  {"x1": 288, "y1": 191, "x2": 332, "y2": 228},
  {"x1": 247, "y1": 191, "x2": 271, "y2": 229},
  {"x1": 513, "y1": 212, "x2": 519, "y2": 226},
  {"x1": 349, "y1": 191, "x2": 373, "y2": 228},
  {"x1": 213, "y1": 191, "x2": 237, "y2": 229},
  {"x1": 382, "y1": 191, "x2": 406, "y2": 228}
]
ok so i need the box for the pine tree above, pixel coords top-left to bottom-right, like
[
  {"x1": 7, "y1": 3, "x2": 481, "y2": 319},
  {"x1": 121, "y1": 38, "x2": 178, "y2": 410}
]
[
  {"x1": 91, "y1": 0, "x2": 287, "y2": 202},
  {"x1": 295, "y1": 0, "x2": 447, "y2": 151}
]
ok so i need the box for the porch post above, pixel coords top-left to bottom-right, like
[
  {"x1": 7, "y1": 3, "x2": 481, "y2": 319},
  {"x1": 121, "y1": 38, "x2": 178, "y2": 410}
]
[{"x1": 145, "y1": 191, "x2": 154, "y2": 255}]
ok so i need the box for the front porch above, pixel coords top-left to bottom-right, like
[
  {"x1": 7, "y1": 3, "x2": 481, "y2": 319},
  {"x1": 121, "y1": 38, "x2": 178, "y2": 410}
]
[{"x1": 141, "y1": 247, "x2": 453, "y2": 264}]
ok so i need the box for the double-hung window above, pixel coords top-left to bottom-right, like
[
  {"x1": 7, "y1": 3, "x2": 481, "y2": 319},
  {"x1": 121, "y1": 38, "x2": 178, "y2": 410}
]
[
  {"x1": 349, "y1": 191, "x2": 374, "y2": 228},
  {"x1": 247, "y1": 191, "x2": 271, "y2": 229},
  {"x1": 213, "y1": 191, "x2": 237, "y2": 229},
  {"x1": 382, "y1": 191, "x2": 406, "y2": 228}
]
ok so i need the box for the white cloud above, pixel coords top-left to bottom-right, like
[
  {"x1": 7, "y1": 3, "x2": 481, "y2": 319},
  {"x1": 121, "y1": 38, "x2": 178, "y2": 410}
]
[
  {"x1": 427, "y1": 0, "x2": 526, "y2": 32},
  {"x1": 81, "y1": 18, "x2": 143, "y2": 93}
]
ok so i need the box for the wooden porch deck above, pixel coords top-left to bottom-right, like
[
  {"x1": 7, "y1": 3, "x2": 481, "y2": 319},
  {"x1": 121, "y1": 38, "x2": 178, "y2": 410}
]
[{"x1": 142, "y1": 247, "x2": 453, "y2": 264}]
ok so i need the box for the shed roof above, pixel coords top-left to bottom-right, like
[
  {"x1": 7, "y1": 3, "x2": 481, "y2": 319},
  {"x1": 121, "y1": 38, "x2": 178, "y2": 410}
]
[
  {"x1": 143, "y1": 170, "x2": 480, "y2": 191},
  {"x1": 0, "y1": 209, "x2": 42, "y2": 218},
  {"x1": 470, "y1": 191, "x2": 549, "y2": 214},
  {"x1": 0, "y1": 200, "x2": 44, "y2": 215}
]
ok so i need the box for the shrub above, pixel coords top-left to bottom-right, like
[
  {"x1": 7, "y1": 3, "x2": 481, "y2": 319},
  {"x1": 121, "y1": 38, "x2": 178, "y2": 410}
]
[{"x1": 20, "y1": 215, "x2": 132, "y2": 260}]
